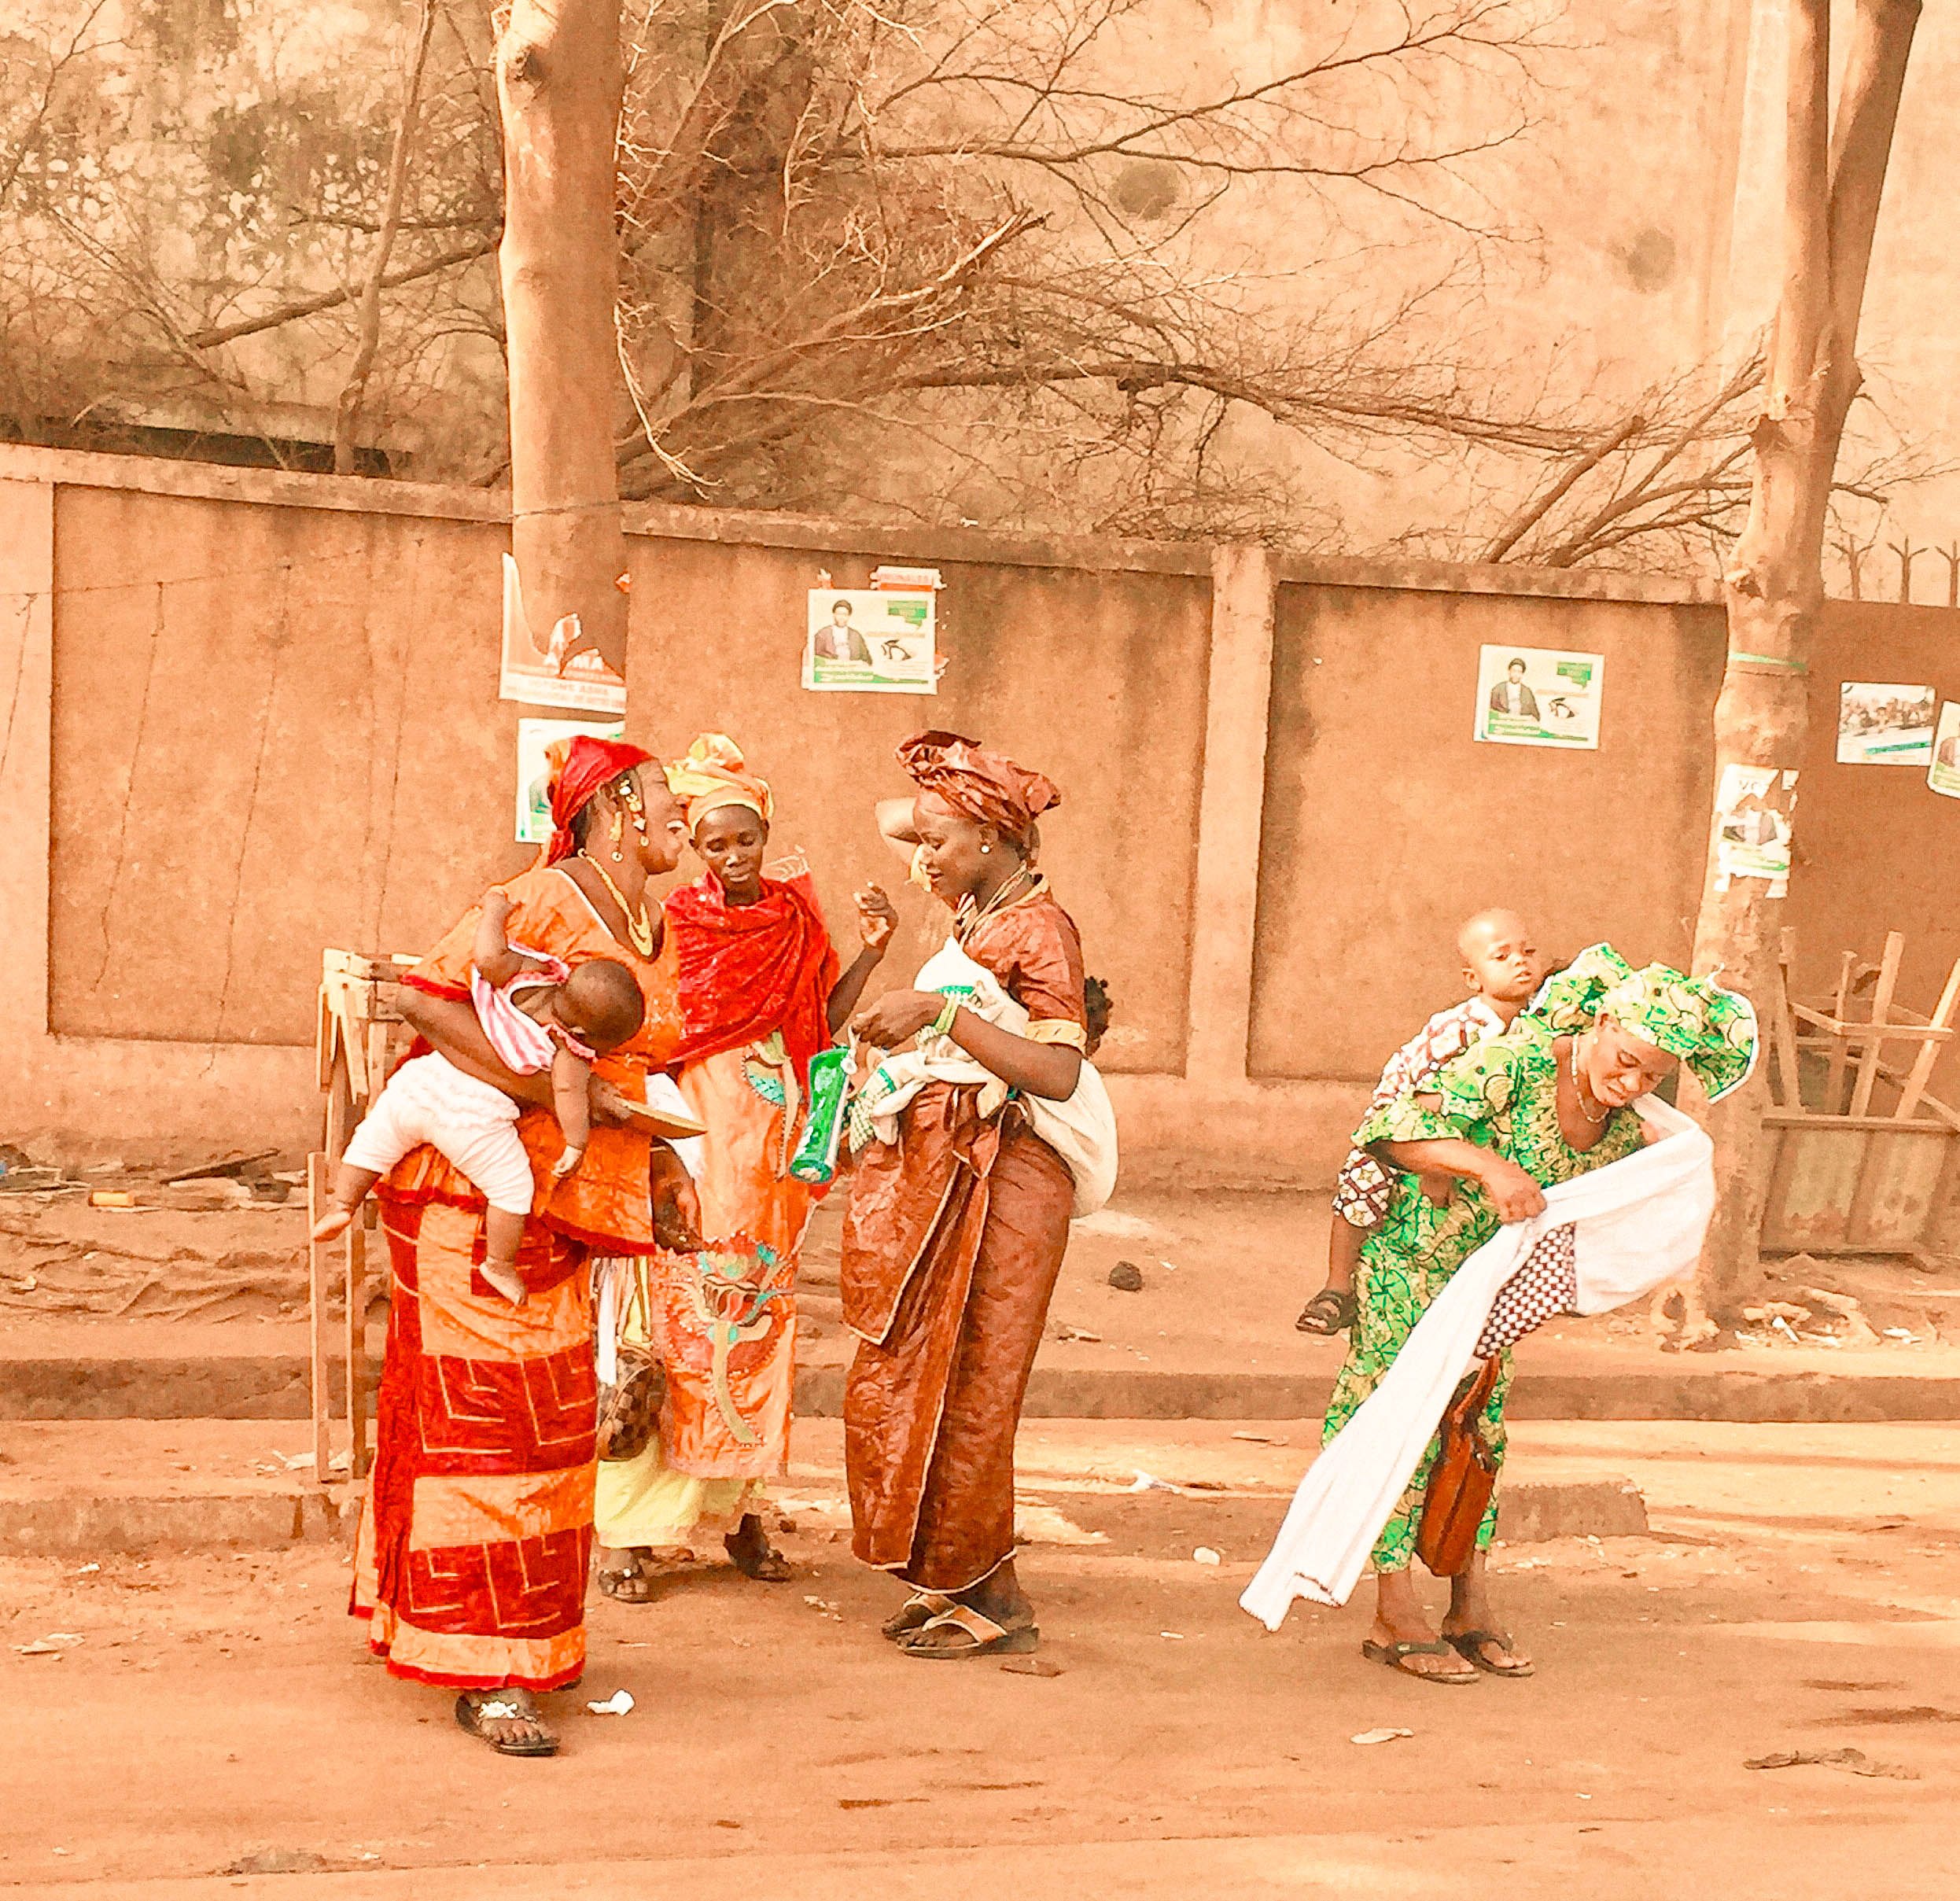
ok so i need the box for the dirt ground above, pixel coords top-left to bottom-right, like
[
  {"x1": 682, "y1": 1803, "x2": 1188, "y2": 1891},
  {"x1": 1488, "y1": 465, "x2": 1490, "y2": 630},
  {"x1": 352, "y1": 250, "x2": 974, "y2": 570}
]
[{"x1": 6, "y1": 1417, "x2": 1960, "y2": 1900}]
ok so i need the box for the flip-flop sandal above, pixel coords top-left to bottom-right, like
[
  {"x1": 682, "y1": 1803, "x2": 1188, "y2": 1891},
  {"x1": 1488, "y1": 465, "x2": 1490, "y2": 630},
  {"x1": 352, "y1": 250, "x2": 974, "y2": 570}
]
[
  {"x1": 1361, "y1": 1638, "x2": 1477, "y2": 1685},
  {"x1": 881, "y1": 1590, "x2": 957, "y2": 1641},
  {"x1": 1295, "y1": 1288, "x2": 1358, "y2": 1335},
  {"x1": 454, "y1": 1693, "x2": 559, "y2": 1756},
  {"x1": 897, "y1": 1603, "x2": 1040, "y2": 1660},
  {"x1": 1446, "y1": 1629, "x2": 1534, "y2": 1678},
  {"x1": 595, "y1": 1563, "x2": 656, "y2": 1602}
]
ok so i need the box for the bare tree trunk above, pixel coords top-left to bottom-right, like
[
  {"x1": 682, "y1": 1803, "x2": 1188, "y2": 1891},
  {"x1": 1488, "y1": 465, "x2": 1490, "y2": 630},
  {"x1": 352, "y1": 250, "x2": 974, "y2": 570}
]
[
  {"x1": 333, "y1": 0, "x2": 435, "y2": 476},
  {"x1": 1690, "y1": 0, "x2": 1920, "y2": 1316},
  {"x1": 496, "y1": 0, "x2": 628, "y2": 675}
]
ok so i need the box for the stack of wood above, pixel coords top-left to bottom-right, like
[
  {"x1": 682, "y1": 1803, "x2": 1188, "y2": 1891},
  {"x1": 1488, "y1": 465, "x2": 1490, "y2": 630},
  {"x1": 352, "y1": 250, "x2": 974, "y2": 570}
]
[{"x1": 1761, "y1": 930, "x2": 1960, "y2": 1262}]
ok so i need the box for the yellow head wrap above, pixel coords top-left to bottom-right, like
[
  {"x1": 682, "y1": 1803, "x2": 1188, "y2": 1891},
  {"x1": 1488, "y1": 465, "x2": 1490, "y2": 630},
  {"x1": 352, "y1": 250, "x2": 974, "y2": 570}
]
[{"x1": 664, "y1": 733, "x2": 773, "y2": 834}]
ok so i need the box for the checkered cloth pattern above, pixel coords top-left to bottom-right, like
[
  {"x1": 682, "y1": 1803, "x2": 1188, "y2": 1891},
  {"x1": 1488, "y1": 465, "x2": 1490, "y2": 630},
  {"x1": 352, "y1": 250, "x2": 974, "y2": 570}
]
[{"x1": 1474, "y1": 1221, "x2": 1579, "y2": 1358}]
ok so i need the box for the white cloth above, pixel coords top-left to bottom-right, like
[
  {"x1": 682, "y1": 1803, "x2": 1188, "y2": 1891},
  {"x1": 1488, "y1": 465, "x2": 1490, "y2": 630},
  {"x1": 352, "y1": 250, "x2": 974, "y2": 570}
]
[
  {"x1": 851, "y1": 938, "x2": 1118, "y2": 1218},
  {"x1": 1240, "y1": 1096, "x2": 1714, "y2": 1625},
  {"x1": 341, "y1": 1052, "x2": 536, "y2": 1215}
]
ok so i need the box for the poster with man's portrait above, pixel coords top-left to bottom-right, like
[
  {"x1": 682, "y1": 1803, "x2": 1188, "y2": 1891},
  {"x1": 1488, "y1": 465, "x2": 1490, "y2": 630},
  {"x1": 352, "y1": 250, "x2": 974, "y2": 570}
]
[
  {"x1": 1472, "y1": 645, "x2": 1604, "y2": 750},
  {"x1": 804, "y1": 588, "x2": 937, "y2": 694}
]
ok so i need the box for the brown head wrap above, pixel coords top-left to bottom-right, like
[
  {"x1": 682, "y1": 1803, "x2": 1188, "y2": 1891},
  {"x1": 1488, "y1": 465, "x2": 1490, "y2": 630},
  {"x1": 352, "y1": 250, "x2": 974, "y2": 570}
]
[{"x1": 897, "y1": 730, "x2": 1060, "y2": 848}]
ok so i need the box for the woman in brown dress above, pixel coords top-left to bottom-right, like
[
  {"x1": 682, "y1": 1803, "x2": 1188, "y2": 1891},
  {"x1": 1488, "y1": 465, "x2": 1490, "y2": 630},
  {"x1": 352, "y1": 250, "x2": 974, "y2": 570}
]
[{"x1": 843, "y1": 731, "x2": 1089, "y2": 1659}]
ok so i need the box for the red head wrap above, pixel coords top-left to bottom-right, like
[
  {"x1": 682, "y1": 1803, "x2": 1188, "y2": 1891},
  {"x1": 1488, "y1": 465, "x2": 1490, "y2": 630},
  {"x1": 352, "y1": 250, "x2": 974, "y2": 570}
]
[
  {"x1": 896, "y1": 730, "x2": 1060, "y2": 848},
  {"x1": 538, "y1": 735, "x2": 654, "y2": 866}
]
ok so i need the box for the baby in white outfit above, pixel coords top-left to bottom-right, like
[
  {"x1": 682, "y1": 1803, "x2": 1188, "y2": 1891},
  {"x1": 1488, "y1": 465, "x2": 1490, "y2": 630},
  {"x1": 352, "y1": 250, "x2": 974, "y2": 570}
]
[{"x1": 311, "y1": 893, "x2": 646, "y2": 1306}]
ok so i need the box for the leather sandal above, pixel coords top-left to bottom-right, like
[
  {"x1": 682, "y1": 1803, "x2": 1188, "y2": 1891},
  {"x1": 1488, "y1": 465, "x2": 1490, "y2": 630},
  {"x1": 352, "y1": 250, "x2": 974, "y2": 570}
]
[
  {"x1": 881, "y1": 1590, "x2": 957, "y2": 1641},
  {"x1": 454, "y1": 1693, "x2": 558, "y2": 1756},
  {"x1": 1446, "y1": 1628, "x2": 1534, "y2": 1678},
  {"x1": 897, "y1": 1602, "x2": 1040, "y2": 1660},
  {"x1": 1361, "y1": 1638, "x2": 1476, "y2": 1685},
  {"x1": 1295, "y1": 1288, "x2": 1358, "y2": 1335}
]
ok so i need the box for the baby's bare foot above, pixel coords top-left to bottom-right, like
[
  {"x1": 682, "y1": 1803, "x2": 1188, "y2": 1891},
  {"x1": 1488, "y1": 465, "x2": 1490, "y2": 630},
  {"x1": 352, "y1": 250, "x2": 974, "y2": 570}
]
[
  {"x1": 311, "y1": 1207, "x2": 355, "y2": 1243},
  {"x1": 481, "y1": 1258, "x2": 529, "y2": 1307}
]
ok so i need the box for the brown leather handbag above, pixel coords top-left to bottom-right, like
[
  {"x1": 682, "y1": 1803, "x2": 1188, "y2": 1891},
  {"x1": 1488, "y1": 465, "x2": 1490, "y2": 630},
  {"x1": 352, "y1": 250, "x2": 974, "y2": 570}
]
[{"x1": 1416, "y1": 1357, "x2": 1504, "y2": 1576}]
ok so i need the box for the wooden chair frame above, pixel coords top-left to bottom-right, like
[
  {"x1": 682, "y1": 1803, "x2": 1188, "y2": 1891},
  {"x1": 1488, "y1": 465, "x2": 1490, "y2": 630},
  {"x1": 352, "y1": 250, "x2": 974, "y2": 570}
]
[{"x1": 308, "y1": 949, "x2": 418, "y2": 1483}]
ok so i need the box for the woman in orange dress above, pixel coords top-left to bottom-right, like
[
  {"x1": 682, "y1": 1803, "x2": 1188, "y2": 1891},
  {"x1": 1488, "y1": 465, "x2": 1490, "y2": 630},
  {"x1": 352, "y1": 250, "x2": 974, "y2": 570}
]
[
  {"x1": 842, "y1": 731, "x2": 1089, "y2": 1660},
  {"x1": 352, "y1": 735, "x2": 699, "y2": 1757},
  {"x1": 592, "y1": 735, "x2": 893, "y2": 1596}
]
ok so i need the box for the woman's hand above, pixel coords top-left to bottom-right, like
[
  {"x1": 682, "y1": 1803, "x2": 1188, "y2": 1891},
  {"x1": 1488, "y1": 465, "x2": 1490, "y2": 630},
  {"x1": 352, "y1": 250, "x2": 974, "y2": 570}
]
[
  {"x1": 850, "y1": 988, "x2": 945, "y2": 1048},
  {"x1": 649, "y1": 1143, "x2": 702, "y2": 1250},
  {"x1": 1476, "y1": 1156, "x2": 1547, "y2": 1224},
  {"x1": 855, "y1": 884, "x2": 897, "y2": 956},
  {"x1": 588, "y1": 1081, "x2": 639, "y2": 1129}
]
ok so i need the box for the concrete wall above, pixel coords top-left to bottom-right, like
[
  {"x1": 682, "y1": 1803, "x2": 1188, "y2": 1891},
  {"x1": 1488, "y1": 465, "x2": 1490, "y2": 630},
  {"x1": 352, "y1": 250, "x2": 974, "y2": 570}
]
[
  {"x1": 7, "y1": 447, "x2": 1957, "y2": 1180},
  {"x1": 1251, "y1": 583, "x2": 1727, "y2": 1079}
]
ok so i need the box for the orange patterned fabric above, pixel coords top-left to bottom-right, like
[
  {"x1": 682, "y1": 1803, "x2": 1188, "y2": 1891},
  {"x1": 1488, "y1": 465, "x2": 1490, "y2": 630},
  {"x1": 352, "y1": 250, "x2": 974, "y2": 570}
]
[
  {"x1": 351, "y1": 1199, "x2": 596, "y2": 1689},
  {"x1": 356, "y1": 865, "x2": 683, "y2": 1689},
  {"x1": 388, "y1": 864, "x2": 684, "y2": 1254},
  {"x1": 650, "y1": 1046, "x2": 816, "y2": 1479}
]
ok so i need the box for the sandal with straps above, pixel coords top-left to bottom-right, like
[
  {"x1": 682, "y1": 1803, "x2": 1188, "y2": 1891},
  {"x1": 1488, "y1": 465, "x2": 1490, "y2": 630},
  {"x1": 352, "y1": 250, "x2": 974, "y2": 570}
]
[
  {"x1": 1445, "y1": 1628, "x2": 1534, "y2": 1678},
  {"x1": 1361, "y1": 1638, "x2": 1477, "y2": 1685},
  {"x1": 455, "y1": 1693, "x2": 559, "y2": 1756},
  {"x1": 881, "y1": 1590, "x2": 957, "y2": 1641},
  {"x1": 897, "y1": 1602, "x2": 1041, "y2": 1660},
  {"x1": 1295, "y1": 1288, "x2": 1358, "y2": 1335}
]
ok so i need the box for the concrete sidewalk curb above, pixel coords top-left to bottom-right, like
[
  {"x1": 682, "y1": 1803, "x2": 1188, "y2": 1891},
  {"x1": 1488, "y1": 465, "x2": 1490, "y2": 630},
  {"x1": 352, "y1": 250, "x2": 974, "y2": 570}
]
[
  {"x1": 0, "y1": 1490, "x2": 346, "y2": 1557},
  {"x1": 0, "y1": 1478, "x2": 1641, "y2": 1557},
  {"x1": 6, "y1": 1354, "x2": 1960, "y2": 1424}
]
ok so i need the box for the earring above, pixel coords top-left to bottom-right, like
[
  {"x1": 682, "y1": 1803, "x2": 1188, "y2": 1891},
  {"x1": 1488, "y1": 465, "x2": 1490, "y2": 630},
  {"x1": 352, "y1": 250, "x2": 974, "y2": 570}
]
[
  {"x1": 981, "y1": 844, "x2": 992, "y2": 855},
  {"x1": 610, "y1": 812, "x2": 624, "y2": 848}
]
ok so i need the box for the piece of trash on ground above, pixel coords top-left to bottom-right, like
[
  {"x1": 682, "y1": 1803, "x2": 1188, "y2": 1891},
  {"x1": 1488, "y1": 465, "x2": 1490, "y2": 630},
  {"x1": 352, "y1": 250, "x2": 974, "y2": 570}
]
[
  {"x1": 1159, "y1": 1630, "x2": 1187, "y2": 1640},
  {"x1": 1192, "y1": 1546, "x2": 1221, "y2": 1566},
  {"x1": 1744, "y1": 1746, "x2": 1918, "y2": 1780},
  {"x1": 1000, "y1": 1655, "x2": 1064, "y2": 1678},
  {"x1": 586, "y1": 1689, "x2": 635, "y2": 1716},
  {"x1": 1351, "y1": 1728, "x2": 1414, "y2": 1746},
  {"x1": 1231, "y1": 1431, "x2": 1288, "y2": 1446}
]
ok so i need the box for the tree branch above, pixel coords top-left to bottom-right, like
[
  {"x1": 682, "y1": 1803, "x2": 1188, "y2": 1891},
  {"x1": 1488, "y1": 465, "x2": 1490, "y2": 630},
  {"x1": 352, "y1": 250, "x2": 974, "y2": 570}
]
[{"x1": 334, "y1": 0, "x2": 437, "y2": 474}]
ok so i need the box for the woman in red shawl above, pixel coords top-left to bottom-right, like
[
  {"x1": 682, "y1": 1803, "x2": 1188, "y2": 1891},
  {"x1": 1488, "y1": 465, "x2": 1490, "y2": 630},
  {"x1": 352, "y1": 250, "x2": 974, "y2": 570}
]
[
  {"x1": 844, "y1": 731, "x2": 1089, "y2": 1659},
  {"x1": 592, "y1": 734, "x2": 895, "y2": 1599},
  {"x1": 352, "y1": 735, "x2": 700, "y2": 1756}
]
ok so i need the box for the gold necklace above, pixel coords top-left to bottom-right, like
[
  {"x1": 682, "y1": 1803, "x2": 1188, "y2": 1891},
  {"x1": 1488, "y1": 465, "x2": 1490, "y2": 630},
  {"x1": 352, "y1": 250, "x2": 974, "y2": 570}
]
[
  {"x1": 579, "y1": 852, "x2": 656, "y2": 957},
  {"x1": 1568, "y1": 1037, "x2": 1608, "y2": 1124},
  {"x1": 959, "y1": 864, "x2": 1036, "y2": 940}
]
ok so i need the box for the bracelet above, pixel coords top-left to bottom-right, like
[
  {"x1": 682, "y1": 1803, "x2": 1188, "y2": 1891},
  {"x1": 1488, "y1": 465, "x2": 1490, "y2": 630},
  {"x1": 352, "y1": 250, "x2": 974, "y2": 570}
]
[{"x1": 930, "y1": 994, "x2": 961, "y2": 1038}]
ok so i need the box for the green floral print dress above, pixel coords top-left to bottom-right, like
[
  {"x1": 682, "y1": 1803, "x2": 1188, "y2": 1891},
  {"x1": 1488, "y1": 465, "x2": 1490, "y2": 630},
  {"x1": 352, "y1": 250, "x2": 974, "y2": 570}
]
[{"x1": 1324, "y1": 1019, "x2": 1645, "y2": 1571}]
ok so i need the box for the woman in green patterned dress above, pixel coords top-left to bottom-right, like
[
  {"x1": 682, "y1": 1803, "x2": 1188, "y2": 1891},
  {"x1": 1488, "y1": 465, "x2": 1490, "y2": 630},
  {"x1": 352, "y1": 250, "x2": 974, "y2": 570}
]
[{"x1": 1331, "y1": 947, "x2": 1757, "y2": 1685}]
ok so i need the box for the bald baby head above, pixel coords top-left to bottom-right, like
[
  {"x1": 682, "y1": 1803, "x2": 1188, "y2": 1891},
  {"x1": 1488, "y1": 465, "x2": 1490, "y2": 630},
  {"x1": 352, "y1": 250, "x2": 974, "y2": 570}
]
[{"x1": 1457, "y1": 909, "x2": 1544, "y2": 1015}]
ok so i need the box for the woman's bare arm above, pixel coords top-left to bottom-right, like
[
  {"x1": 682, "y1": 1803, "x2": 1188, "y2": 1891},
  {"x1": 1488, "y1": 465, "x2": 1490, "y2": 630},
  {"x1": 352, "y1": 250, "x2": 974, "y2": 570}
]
[
  {"x1": 1374, "y1": 1134, "x2": 1545, "y2": 1223},
  {"x1": 396, "y1": 991, "x2": 558, "y2": 1109},
  {"x1": 874, "y1": 795, "x2": 919, "y2": 870},
  {"x1": 950, "y1": 1011, "x2": 1081, "y2": 1101}
]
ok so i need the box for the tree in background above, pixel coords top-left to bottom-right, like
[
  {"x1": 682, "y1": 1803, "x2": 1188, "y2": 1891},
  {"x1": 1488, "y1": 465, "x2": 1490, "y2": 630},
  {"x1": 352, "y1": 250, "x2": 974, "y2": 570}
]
[
  {"x1": 1686, "y1": 0, "x2": 1921, "y2": 1317},
  {"x1": 0, "y1": 1, "x2": 1940, "y2": 572}
]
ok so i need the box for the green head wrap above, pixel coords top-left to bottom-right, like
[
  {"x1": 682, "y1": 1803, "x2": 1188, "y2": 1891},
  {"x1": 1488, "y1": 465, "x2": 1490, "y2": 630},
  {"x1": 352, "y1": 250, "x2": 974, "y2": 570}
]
[{"x1": 1529, "y1": 943, "x2": 1759, "y2": 1103}]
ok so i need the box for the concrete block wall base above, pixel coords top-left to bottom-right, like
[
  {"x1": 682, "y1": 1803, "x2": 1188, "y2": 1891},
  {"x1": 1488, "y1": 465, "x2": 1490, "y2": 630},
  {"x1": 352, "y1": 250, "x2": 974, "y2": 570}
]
[{"x1": 0, "y1": 1489, "x2": 347, "y2": 1558}]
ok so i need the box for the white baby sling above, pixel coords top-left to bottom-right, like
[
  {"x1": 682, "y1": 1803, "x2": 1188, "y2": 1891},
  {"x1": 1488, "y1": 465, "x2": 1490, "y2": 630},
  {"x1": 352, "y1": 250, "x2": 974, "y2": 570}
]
[{"x1": 846, "y1": 937, "x2": 1118, "y2": 1218}]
